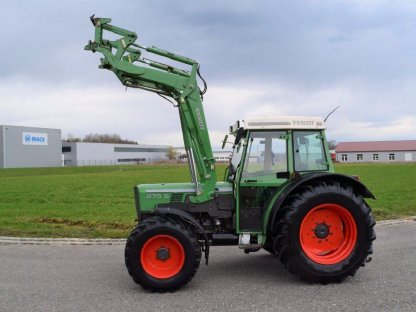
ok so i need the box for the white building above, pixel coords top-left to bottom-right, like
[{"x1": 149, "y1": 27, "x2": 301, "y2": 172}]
[
  {"x1": 62, "y1": 142, "x2": 169, "y2": 166},
  {"x1": 174, "y1": 147, "x2": 232, "y2": 163},
  {"x1": 336, "y1": 140, "x2": 416, "y2": 163},
  {"x1": 0, "y1": 125, "x2": 61, "y2": 168},
  {"x1": 213, "y1": 150, "x2": 232, "y2": 162}
]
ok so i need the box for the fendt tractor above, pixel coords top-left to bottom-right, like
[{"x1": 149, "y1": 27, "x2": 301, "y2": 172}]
[{"x1": 85, "y1": 17, "x2": 376, "y2": 292}]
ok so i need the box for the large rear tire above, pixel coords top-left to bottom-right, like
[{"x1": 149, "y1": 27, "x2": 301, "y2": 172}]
[
  {"x1": 276, "y1": 181, "x2": 376, "y2": 283},
  {"x1": 125, "y1": 216, "x2": 201, "y2": 292}
]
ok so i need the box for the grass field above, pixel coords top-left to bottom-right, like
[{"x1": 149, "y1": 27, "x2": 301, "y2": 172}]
[{"x1": 0, "y1": 163, "x2": 415, "y2": 238}]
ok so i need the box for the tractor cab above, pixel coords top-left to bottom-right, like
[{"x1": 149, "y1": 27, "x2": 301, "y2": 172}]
[{"x1": 225, "y1": 116, "x2": 334, "y2": 233}]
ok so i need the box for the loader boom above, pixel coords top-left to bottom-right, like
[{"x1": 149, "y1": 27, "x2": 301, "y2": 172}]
[{"x1": 85, "y1": 16, "x2": 216, "y2": 203}]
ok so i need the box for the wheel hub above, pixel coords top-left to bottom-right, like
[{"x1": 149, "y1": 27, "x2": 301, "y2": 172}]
[
  {"x1": 299, "y1": 204, "x2": 358, "y2": 265},
  {"x1": 314, "y1": 223, "x2": 329, "y2": 239},
  {"x1": 156, "y1": 247, "x2": 170, "y2": 261},
  {"x1": 140, "y1": 235, "x2": 185, "y2": 279}
]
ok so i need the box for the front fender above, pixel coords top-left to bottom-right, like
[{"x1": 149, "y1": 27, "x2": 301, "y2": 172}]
[{"x1": 156, "y1": 207, "x2": 210, "y2": 265}]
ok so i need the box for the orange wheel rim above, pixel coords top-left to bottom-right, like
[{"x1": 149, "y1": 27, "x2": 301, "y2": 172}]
[
  {"x1": 299, "y1": 203, "x2": 357, "y2": 265},
  {"x1": 140, "y1": 235, "x2": 185, "y2": 279}
]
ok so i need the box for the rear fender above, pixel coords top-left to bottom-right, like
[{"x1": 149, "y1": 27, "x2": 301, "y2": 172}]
[{"x1": 264, "y1": 173, "x2": 375, "y2": 234}]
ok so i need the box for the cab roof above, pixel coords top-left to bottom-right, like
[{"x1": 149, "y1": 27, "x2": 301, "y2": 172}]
[{"x1": 230, "y1": 116, "x2": 326, "y2": 133}]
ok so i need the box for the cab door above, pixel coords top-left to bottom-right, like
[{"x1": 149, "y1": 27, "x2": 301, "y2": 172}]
[{"x1": 237, "y1": 131, "x2": 289, "y2": 233}]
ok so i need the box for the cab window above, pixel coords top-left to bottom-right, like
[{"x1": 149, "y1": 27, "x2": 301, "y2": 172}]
[
  {"x1": 293, "y1": 131, "x2": 328, "y2": 171},
  {"x1": 243, "y1": 131, "x2": 287, "y2": 178}
]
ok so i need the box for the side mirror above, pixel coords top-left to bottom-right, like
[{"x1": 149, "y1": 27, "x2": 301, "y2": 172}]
[
  {"x1": 222, "y1": 135, "x2": 229, "y2": 149},
  {"x1": 234, "y1": 127, "x2": 244, "y2": 145}
]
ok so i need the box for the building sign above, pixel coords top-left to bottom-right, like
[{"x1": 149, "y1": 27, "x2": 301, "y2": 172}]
[{"x1": 22, "y1": 132, "x2": 48, "y2": 145}]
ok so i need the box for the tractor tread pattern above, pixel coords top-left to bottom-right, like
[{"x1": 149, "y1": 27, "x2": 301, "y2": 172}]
[
  {"x1": 125, "y1": 216, "x2": 201, "y2": 292},
  {"x1": 275, "y1": 180, "x2": 376, "y2": 283}
]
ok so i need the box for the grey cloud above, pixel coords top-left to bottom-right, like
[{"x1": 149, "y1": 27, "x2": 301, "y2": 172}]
[
  {"x1": 1, "y1": 0, "x2": 416, "y2": 143},
  {"x1": 2, "y1": 1, "x2": 416, "y2": 86}
]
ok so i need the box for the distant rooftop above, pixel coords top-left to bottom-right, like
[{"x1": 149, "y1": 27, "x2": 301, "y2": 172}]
[{"x1": 336, "y1": 140, "x2": 416, "y2": 152}]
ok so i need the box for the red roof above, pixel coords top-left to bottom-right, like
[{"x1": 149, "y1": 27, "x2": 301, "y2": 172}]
[{"x1": 336, "y1": 140, "x2": 416, "y2": 153}]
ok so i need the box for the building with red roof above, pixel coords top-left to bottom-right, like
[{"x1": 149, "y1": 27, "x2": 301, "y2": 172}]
[{"x1": 335, "y1": 140, "x2": 416, "y2": 162}]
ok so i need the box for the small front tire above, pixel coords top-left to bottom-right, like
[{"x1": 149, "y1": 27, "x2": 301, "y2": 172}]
[{"x1": 125, "y1": 216, "x2": 201, "y2": 292}]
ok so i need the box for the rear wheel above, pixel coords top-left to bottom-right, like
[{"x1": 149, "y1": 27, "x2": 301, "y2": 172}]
[
  {"x1": 276, "y1": 181, "x2": 376, "y2": 283},
  {"x1": 125, "y1": 216, "x2": 201, "y2": 292}
]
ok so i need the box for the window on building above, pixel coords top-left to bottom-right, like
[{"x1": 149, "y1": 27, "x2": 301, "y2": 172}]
[
  {"x1": 357, "y1": 154, "x2": 363, "y2": 161},
  {"x1": 62, "y1": 146, "x2": 71, "y2": 153},
  {"x1": 117, "y1": 158, "x2": 146, "y2": 163},
  {"x1": 373, "y1": 154, "x2": 379, "y2": 161},
  {"x1": 389, "y1": 153, "x2": 395, "y2": 161},
  {"x1": 114, "y1": 147, "x2": 168, "y2": 153},
  {"x1": 341, "y1": 154, "x2": 347, "y2": 162}
]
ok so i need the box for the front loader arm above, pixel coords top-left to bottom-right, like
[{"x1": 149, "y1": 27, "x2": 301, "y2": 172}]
[
  {"x1": 85, "y1": 16, "x2": 189, "y2": 96},
  {"x1": 85, "y1": 16, "x2": 217, "y2": 203}
]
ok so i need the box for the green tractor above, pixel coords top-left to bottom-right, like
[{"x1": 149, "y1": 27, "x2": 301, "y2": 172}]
[{"x1": 85, "y1": 16, "x2": 376, "y2": 292}]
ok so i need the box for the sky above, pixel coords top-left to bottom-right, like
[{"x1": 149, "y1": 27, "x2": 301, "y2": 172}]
[{"x1": 1, "y1": 0, "x2": 416, "y2": 148}]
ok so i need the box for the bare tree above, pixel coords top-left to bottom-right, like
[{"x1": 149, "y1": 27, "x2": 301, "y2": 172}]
[
  {"x1": 327, "y1": 140, "x2": 337, "y2": 150},
  {"x1": 63, "y1": 133, "x2": 81, "y2": 142},
  {"x1": 63, "y1": 133, "x2": 138, "y2": 144}
]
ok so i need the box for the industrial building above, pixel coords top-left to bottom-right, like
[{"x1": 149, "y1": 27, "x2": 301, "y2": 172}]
[
  {"x1": 62, "y1": 142, "x2": 169, "y2": 166},
  {"x1": 213, "y1": 150, "x2": 232, "y2": 162},
  {"x1": 336, "y1": 140, "x2": 416, "y2": 163},
  {"x1": 0, "y1": 124, "x2": 230, "y2": 168},
  {"x1": 174, "y1": 147, "x2": 232, "y2": 163},
  {"x1": 0, "y1": 125, "x2": 62, "y2": 168}
]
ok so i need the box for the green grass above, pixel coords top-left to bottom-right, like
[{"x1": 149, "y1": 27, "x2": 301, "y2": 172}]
[
  {"x1": 0, "y1": 165, "x2": 204, "y2": 238},
  {"x1": 335, "y1": 163, "x2": 416, "y2": 220},
  {"x1": 0, "y1": 163, "x2": 415, "y2": 238}
]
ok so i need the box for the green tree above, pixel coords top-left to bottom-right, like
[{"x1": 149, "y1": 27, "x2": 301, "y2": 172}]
[{"x1": 166, "y1": 146, "x2": 178, "y2": 160}]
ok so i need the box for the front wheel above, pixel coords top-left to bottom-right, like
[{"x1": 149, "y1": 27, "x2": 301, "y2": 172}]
[
  {"x1": 276, "y1": 181, "x2": 376, "y2": 283},
  {"x1": 125, "y1": 216, "x2": 201, "y2": 292}
]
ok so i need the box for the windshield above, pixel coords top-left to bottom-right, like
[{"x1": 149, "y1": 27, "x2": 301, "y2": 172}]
[
  {"x1": 242, "y1": 131, "x2": 287, "y2": 178},
  {"x1": 230, "y1": 141, "x2": 243, "y2": 168},
  {"x1": 226, "y1": 138, "x2": 245, "y2": 181}
]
